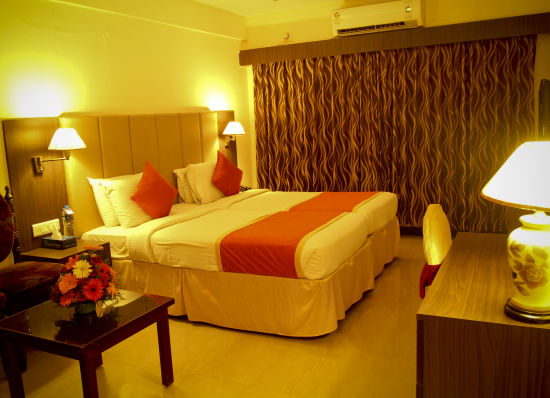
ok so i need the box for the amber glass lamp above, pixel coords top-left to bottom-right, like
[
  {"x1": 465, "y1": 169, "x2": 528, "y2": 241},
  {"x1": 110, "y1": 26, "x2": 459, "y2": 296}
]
[{"x1": 482, "y1": 141, "x2": 550, "y2": 322}]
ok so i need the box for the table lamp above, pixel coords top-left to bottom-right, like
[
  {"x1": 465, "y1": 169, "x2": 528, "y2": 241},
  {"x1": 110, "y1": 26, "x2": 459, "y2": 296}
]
[{"x1": 482, "y1": 141, "x2": 550, "y2": 322}]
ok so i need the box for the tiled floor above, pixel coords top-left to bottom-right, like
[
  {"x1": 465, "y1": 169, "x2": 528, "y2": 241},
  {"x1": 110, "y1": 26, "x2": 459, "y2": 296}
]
[{"x1": 0, "y1": 235, "x2": 424, "y2": 398}]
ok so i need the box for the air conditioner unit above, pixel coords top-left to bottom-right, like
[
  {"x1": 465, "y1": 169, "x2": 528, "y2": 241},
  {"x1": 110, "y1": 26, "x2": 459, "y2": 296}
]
[{"x1": 332, "y1": 0, "x2": 423, "y2": 37}]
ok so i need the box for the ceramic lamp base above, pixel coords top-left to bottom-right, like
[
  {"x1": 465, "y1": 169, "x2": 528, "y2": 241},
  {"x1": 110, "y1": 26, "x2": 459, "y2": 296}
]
[{"x1": 505, "y1": 299, "x2": 550, "y2": 324}]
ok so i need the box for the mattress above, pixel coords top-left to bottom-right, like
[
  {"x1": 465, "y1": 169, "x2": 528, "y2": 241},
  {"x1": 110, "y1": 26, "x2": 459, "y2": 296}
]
[{"x1": 82, "y1": 190, "x2": 397, "y2": 280}]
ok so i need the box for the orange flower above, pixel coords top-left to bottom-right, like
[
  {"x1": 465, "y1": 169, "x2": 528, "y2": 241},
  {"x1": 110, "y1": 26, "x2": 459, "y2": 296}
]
[
  {"x1": 107, "y1": 282, "x2": 118, "y2": 297},
  {"x1": 65, "y1": 255, "x2": 79, "y2": 270},
  {"x1": 83, "y1": 279, "x2": 104, "y2": 301},
  {"x1": 59, "y1": 291, "x2": 75, "y2": 307},
  {"x1": 58, "y1": 273, "x2": 78, "y2": 294}
]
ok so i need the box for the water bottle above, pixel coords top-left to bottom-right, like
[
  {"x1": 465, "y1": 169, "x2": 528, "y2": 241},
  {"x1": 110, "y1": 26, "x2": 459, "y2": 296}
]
[{"x1": 62, "y1": 205, "x2": 75, "y2": 237}]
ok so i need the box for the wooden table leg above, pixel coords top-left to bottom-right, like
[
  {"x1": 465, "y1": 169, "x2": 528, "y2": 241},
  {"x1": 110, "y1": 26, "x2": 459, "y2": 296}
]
[
  {"x1": 95, "y1": 352, "x2": 103, "y2": 368},
  {"x1": 79, "y1": 350, "x2": 99, "y2": 398},
  {"x1": 156, "y1": 309, "x2": 174, "y2": 386},
  {"x1": 1, "y1": 341, "x2": 25, "y2": 398}
]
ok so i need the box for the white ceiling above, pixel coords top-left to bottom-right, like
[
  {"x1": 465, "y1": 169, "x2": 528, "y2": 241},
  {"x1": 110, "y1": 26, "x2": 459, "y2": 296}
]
[{"x1": 194, "y1": 0, "x2": 344, "y2": 18}]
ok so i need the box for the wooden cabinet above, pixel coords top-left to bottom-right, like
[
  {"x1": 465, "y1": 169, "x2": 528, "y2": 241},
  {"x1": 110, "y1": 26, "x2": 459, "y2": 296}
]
[{"x1": 417, "y1": 232, "x2": 550, "y2": 398}]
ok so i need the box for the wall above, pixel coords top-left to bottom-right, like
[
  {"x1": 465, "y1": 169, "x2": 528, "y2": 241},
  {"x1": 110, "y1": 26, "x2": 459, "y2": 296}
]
[
  {"x1": 0, "y1": 0, "x2": 251, "y2": 267},
  {"x1": 242, "y1": 0, "x2": 550, "y2": 49}
]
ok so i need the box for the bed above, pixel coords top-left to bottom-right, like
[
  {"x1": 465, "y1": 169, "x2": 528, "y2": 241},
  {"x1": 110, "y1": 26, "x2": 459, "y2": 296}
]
[{"x1": 60, "y1": 111, "x2": 399, "y2": 337}]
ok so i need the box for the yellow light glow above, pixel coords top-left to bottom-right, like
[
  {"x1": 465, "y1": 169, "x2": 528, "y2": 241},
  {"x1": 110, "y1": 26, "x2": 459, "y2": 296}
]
[
  {"x1": 205, "y1": 92, "x2": 230, "y2": 111},
  {"x1": 3, "y1": 51, "x2": 84, "y2": 117},
  {"x1": 8, "y1": 75, "x2": 68, "y2": 117}
]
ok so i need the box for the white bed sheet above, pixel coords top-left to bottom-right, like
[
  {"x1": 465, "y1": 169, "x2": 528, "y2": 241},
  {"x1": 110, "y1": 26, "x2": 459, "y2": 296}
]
[
  {"x1": 82, "y1": 189, "x2": 268, "y2": 258},
  {"x1": 230, "y1": 191, "x2": 398, "y2": 235},
  {"x1": 82, "y1": 189, "x2": 397, "y2": 280},
  {"x1": 150, "y1": 208, "x2": 369, "y2": 279}
]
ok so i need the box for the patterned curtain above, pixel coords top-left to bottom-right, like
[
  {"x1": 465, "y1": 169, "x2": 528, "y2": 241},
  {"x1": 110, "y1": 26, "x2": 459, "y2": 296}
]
[{"x1": 253, "y1": 36, "x2": 536, "y2": 233}]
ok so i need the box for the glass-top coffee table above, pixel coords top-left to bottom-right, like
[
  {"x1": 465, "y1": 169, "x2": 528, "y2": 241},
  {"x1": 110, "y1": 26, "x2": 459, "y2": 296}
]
[{"x1": 0, "y1": 291, "x2": 175, "y2": 398}]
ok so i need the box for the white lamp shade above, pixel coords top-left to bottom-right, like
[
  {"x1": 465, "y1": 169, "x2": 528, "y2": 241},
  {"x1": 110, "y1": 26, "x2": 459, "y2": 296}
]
[
  {"x1": 48, "y1": 128, "x2": 86, "y2": 151},
  {"x1": 482, "y1": 141, "x2": 550, "y2": 211},
  {"x1": 223, "y1": 121, "x2": 245, "y2": 136}
]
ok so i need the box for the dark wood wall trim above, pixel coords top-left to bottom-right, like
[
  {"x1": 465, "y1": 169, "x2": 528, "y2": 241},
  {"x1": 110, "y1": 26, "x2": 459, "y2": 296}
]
[{"x1": 239, "y1": 12, "x2": 550, "y2": 65}]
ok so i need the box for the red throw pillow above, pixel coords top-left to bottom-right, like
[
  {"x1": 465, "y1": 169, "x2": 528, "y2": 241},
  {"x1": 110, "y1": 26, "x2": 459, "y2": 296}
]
[
  {"x1": 131, "y1": 162, "x2": 178, "y2": 218},
  {"x1": 0, "y1": 195, "x2": 15, "y2": 262},
  {"x1": 212, "y1": 151, "x2": 243, "y2": 196}
]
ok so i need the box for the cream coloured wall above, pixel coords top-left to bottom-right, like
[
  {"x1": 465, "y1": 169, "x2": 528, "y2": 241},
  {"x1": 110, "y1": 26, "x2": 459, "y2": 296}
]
[
  {"x1": 0, "y1": 0, "x2": 252, "y2": 267},
  {"x1": 242, "y1": 0, "x2": 550, "y2": 49}
]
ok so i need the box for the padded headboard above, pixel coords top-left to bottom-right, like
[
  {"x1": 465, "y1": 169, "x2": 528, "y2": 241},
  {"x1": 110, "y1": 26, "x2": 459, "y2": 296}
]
[{"x1": 60, "y1": 110, "x2": 234, "y2": 237}]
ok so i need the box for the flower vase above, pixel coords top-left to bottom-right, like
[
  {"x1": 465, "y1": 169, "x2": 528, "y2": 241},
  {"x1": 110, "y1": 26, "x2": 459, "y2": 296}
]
[{"x1": 75, "y1": 302, "x2": 96, "y2": 315}]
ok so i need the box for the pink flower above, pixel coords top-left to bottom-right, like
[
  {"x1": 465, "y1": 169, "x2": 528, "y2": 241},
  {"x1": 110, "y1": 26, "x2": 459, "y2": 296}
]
[{"x1": 83, "y1": 279, "x2": 104, "y2": 301}]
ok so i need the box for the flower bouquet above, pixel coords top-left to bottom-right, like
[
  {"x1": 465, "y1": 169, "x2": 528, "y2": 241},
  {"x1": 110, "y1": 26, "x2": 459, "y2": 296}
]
[{"x1": 50, "y1": 246, "x2": 120, "y2": 315}]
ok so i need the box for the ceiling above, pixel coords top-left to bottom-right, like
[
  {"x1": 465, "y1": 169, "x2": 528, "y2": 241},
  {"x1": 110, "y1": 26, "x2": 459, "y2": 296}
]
[{"x1": 193, "y1": 0, "x2": 344, "y2": 18}]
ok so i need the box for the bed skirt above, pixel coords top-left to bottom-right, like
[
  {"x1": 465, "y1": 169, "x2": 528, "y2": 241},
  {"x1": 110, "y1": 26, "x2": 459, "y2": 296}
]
[{"x1": 112, "y1": 216, "x2": 400, "y2": 337}]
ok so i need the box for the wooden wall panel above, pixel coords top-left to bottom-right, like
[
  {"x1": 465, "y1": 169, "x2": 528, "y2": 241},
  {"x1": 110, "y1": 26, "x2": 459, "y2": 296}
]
[
  {"x1": 4, "y1": 111, "x2": 230, "y2": 241},
  {"x1": 178, "y1": 113, "x2": 202, "y2": 165},
  {"x1": 98, "y1": 116, "x2": 133, "y2": 177},
  {"x1": 129, "y1": 115, "x2": 159, "y2": 173},
  {"x1": 59, "y1": 115, "x2": 103, "y2": 236},
  {"x1": 2, "y1": 117, "x2": 66, "y2": 251},
  {"x1": 156, "y1": 114, "x2": 183, "y2": 184}
]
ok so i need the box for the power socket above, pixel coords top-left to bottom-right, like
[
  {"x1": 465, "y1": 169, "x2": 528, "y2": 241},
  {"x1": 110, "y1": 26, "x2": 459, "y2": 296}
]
[{"x1": 32, "y1": 219, "x2": 61, "y2": 237}]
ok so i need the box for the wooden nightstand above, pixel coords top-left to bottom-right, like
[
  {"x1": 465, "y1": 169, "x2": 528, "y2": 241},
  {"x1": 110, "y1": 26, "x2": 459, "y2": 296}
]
[{"x1": 20, "y1": 240, "x2": 111, "y2": 266}]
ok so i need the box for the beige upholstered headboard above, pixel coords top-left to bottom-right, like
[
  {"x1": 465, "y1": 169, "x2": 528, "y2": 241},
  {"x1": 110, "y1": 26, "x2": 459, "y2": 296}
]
[{"x1": 60, "y1": 110, "x2": 234, "y2": 237}]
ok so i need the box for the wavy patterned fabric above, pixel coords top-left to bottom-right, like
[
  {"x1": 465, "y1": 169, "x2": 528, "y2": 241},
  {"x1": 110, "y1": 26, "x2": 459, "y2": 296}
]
[{"x1": 253, "y1": 36, "x2": 536, "y2": 233}]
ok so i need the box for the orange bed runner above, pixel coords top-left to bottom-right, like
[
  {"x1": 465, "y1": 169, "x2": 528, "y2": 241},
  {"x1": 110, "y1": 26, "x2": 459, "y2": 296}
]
[
  {"x1": 220, "y1": 211, "x2": 343, "y2": 278},
  {"x1": 289, "y1": 192, "x2": 379, "y2": 212}
]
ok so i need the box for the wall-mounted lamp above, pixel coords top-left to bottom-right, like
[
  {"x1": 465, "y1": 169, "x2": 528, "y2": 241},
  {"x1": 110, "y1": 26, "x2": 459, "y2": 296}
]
[
  {"x1": 32, "y1": 128, "x2": 86, "y2": 174},
  {"x1": 222, "y1": 121, "x2": 245, "y2": 147}
]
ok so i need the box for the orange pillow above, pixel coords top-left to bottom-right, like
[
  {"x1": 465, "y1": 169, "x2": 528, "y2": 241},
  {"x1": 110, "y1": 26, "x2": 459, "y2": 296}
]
[
  {"x1": 212, "y1": 151, "x2": 243, "y2": 196},
  {"x1": 131, "y1": 162, "x2": 178, "y2": 218}
]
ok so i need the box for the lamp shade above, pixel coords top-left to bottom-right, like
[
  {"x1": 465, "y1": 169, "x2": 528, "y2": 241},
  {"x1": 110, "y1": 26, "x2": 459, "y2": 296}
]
[
  {"x1": 222, "y1": 121, "x2": 245, "y2": 136},
  {"x1": 48, "y1": 128, "x2": 86, "y2": 151},
  {"x1": 481, "y1": 141, "x2": 550, "y2": 212}
]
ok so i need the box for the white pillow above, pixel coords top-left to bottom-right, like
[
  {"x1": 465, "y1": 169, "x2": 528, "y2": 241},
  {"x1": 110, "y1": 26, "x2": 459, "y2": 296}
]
[
  {"x1": 185, "y1": 162, "x2": 224, "y2": 204},
  {"x1": 101, "y1": 173, "x2": 152, "y2": 228},
  {"x1": 173, "y1": 167, "x2": 196, "y2": 203},
  {"x1": 87, "y1": 176, "x2": 124, "y2": 227}
]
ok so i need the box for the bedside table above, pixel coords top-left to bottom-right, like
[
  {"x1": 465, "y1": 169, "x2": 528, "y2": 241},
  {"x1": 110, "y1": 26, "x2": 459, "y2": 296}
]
[{"x1": 20, "y1": 240, "x2": 111, "y2": 266}]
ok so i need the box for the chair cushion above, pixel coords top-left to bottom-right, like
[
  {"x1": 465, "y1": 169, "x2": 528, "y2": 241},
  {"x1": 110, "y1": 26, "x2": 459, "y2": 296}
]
[
  {"x1": 0, "y1": 194, "x2": 15, "y2": 262},
  {"x1": 423, "y1": 204, "x2": 452, "y2": 266}
]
